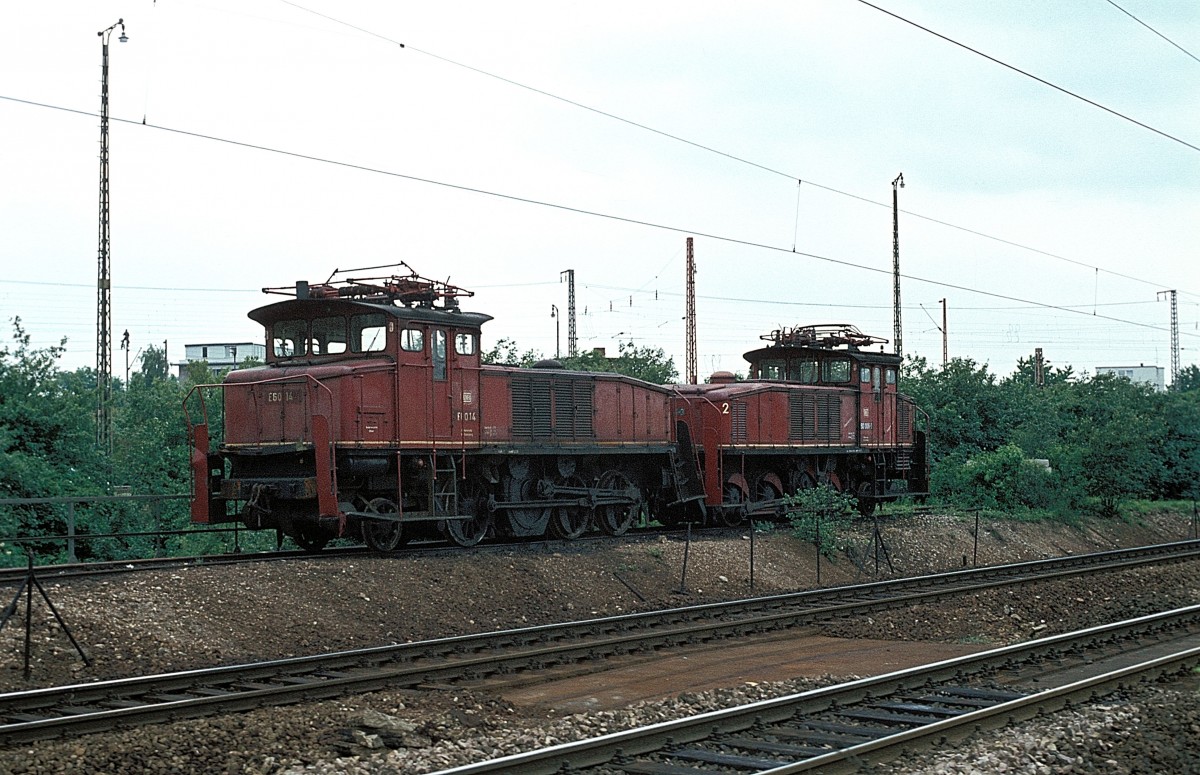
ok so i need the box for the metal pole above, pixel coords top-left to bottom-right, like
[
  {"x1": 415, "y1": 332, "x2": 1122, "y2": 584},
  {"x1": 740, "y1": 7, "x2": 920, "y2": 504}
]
[
  {"x1": 560, "y1": 270, "x2": 577, "y2": 357},
  {"x1": 891, "y1": 173, "x2": 904, "y2": 359},
  {"x1": 973, "y1": 509, "x2": 980, "y2": 567},
  {"x1": 679, "y1": 522, "x2": 691, "y2": 593},
  {"x1": 815, "y1": 510, "x2": 822, "y2": 586},
  {"x1": 66, "y1": 502, "x2": 77, "y2": 564},
  {"x1": 749, "y1": 522, "x2": 755, "y2": 591},
  {"x1": 685, "y1": 237, "x2": 697, "y2": 384},
  {"x1": 551, "y1": 305, "x2": 559, "y2": 359},
  {"x1": 941, "y1": 298, "x2": 948, "y2": 367},
  {"x1": 23, "y1": 555, "x2": 33, "y2": 679},
  {"x1": 95, "y1": 19, "x2": 127, "y2": 456},
  {"x1": 874, "y1": 513, "x2": 880, "y2": 575}
]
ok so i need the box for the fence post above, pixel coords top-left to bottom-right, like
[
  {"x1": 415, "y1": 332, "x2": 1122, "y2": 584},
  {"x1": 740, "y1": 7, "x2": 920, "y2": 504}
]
[
  {"x1": 66, "y1": 502, "x2": 78, "y2": 564},
  {"x1": 749, "y1": 522, "x2": 755, "y2": 591},
  {"x1": 973, "y1": 509, "x2": 981, "y2": 567},
  {"x1": 679, "y1": 522, "x2": 692, "y2": 594},
  {"x1": 815, "y1": 509, "x2": 822, "y2": 586}
]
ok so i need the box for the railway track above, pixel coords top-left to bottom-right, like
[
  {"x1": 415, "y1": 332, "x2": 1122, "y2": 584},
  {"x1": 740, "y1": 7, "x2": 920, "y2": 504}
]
[
  {"x1": 0, "y1": 526, "x2": 691, "y2": 584},
  {"x1": 0, "y1": 540, "x2": 1197, "y2": 745},
  {"x1": 428, "y1": 605, "x2": 1200, "y2": 774}
]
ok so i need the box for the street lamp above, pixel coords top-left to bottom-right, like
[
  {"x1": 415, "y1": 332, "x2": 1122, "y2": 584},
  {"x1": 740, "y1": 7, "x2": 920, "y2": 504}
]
[
  {"x1": 550, "y1": 305, "x2": 560, "y2": 359},
  {"x1": 95, "y1": 18, "x2": 128, "y2": 455}
]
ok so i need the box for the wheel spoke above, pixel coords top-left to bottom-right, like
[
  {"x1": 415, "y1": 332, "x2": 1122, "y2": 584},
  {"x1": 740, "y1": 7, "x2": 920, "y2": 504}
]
[
  {"x1": 597, "y1": 470, "x2": 639, "y2": 536},
  {"x1": 363, "y1": 497, "x2": 405, "y2": 552}
]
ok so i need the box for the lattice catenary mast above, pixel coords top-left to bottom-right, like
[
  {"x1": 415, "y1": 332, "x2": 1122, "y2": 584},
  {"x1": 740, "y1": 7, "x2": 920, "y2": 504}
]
[
  {"x1": 561, "y1": 269, "x2": 577, "y2": 357},
  {"x1": 1159, "y1": 290, "x2": 1179, "y2": 388},
  {"x1": 685, "y1": 237, "x2": 697, "y2": 384},
  {"x1": 891, "y1": 173, "x2": 904, "y2": 359},
  {"x1": 96, "y1": 19, "x2": 127, "y2": 454}
]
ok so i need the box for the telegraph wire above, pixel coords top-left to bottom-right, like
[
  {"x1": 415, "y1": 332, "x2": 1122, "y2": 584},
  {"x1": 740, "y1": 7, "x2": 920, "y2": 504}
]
[
  {"x1": 272, "y1": 0, "x2": 1195, "y2": 298},
  {"x1": 1104, "y1": 0, "x2": 1200, "y2": 65},
  {"x1": 854, "y1": 0, "x2": 1200, "y2": 154},
  {"x1": 0, "y1": 93, "x2": 1190, "y2": 342}
]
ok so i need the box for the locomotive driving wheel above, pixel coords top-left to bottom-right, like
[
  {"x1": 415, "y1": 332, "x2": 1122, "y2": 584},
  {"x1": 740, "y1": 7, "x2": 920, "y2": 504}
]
[
  {"x1": 292, "y1": 522, "x2": 330, "y2": 553},
  {"x1": 596, "y1": 470, "x2": 639, "y2": 536},
  {"x1": 548, "y1": 475, "x2": 589, "y2": 540},
  {"x1": 363, "y1": 497, "x2": 406, "y2": 552},
  {"x1": 446, "y1": 483, "x2": 490, "y2": 548},
  {"x1": 720, "y1": 480, "x2": 748, "y2": 527}
]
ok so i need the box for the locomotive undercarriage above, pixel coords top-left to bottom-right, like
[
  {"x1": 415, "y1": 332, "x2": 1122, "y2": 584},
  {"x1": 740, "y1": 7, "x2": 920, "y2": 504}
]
[
  {"x1": 221, "y1": 449, "x2": 703, "y2": 552},
  {"x1": 213, "y1": 441, "x2": 919, "y2": 552},
  {"x1": 713, "y1": 448, "x2": 923, "y2": 525}
]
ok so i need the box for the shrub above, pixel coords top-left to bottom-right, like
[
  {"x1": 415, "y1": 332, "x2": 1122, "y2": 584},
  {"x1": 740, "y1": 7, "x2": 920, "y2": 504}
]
[{"x1": 786, "y1": 485, "x2": 856, "y2": 558}]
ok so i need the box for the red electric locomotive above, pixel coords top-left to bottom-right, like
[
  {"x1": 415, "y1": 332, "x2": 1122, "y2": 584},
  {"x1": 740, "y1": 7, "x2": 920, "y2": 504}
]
[
  {"x1": 186, "y1": 266, "x2": 927, "y2": 551},
  {"x1": 672, "y1": 324, "x2": 928, "y2": 523}
]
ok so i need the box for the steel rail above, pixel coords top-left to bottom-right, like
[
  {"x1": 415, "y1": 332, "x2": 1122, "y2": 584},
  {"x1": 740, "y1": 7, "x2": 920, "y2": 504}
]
[
  {"x1": 0, "y1": 525, "x2": 694, "y2": 584},
  {"x1": 0, "y1": 541, "x2": 1197, "y2": 745},
  {"x1": 428, "y1": 605, "x2": 1200, "y2": 774}
]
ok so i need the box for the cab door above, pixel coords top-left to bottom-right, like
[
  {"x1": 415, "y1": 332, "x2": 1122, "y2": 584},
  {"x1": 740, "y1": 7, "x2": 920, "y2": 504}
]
[
  {"x1": 449, "y1": 330, "x2": 482, "y2": 445},
  {"x1": 858, "y1": 364, "x2": 879, "y2": 445},
  {"x1": 431, "y1": 328, "x2": 451, "y2": 439},
  {"x1": 879, "y1": 365, "x2": 898, "y2": 445}
]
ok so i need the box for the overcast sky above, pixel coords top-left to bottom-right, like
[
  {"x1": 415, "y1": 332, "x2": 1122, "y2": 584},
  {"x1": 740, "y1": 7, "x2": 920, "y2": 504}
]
[{"x1": 2, "y1": 1, "x2": 1198, "y2": 382}]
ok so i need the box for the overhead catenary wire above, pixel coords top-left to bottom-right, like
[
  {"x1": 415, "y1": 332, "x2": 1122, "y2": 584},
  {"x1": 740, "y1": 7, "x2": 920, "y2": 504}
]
[
  {"x1": 271, "y1": 0, "x2": 1197, "y2": 300},
  {"x1": 0, "y1": 92, "x2": 1191, "y2": 346},
  {"x1": 1103, "y1": 0, "x2": 1200, "y2": 66},
  {"x1": 853, "y1": 0, "x2": 1200, "y2": 154}
]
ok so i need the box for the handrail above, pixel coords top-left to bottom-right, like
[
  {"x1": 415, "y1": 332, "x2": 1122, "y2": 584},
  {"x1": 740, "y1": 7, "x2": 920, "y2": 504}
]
[{"x1": 182, "y1": 373, "x2": 338, "y2": 434}]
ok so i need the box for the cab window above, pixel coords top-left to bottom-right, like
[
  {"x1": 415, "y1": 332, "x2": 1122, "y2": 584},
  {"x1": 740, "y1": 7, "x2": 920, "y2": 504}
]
[
  {"x1": 860, "y1": 366, "x2": 871, "y2": 383},
  {"x1": 400, "y1": 328, "x2": 424, "y2": 352},
  {"x1": 433, "y1": 330, "x2": 447, "y2": 381},
  {"x1": 272, "y1": 319, "x2": 306, "y2": 358},
  {"x1": 352, "y1": 313, "x2": 388, "y2": 353},
  {"x1": 310, "y1": 316, "x2": 348, "y2": 355},
  {"x1": 455, "y1": 332, "x2": 476, "y2": 356},
  {"x1": 790, "y1": 359, "x2": 819, "y2": 384},
  {"x1": 886, "y1": 367, "x2": 897, "y2": 385},
  {"x1": 760, "y1": 359, "x2": 784, "y2": 380},
  {"x1": 822, "y1": 358, "x2": 851, "y2": 383}
]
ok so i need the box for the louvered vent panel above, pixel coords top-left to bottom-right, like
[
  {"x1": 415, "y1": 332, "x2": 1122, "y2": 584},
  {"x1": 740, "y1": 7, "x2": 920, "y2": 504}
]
[
  {"x1": 574, "y1": 381, "x2": 595, "y2": 437},
  {"x1": 554, "y1": 382, "x2": 573, "y2": 437},
  {"x1": 531, "y1": 381, "x2": 552, "y2": 438},
  {"x1": 512, "y1": 378, "x2": 531, "y2": 437},
  {"x1": 897, "y1": 401, "x2": 912, "y2": 439},
  {"x1": 731, "y1": 400, "x2": 748, "y2": 443},
  {"x1": 817, "y1": 395, "x2": 841, "y2": 442},
  {"x1": 512, "y1": 378, "x2": 552, "y2": 438},
  {"x1": 790, "y1": 394, "x2": 841, "y2": 442},
  {"x1": 789, "y1": 394, "x2": 816, "y2": 442}
]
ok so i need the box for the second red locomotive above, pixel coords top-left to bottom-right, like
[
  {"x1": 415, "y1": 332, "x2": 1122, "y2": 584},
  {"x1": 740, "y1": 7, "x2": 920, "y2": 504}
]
[{"x1": 187, "y1": 266, "x2": 927, "y2": 550}]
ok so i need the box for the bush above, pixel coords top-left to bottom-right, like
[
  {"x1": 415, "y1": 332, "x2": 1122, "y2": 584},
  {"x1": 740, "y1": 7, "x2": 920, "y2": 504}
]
[
  {"x1": 786, "y1": 485, "x2": 856, "y2": 558},
  {"x1": 932, "y1": 444, "x2": 1076, "y2": 516}
]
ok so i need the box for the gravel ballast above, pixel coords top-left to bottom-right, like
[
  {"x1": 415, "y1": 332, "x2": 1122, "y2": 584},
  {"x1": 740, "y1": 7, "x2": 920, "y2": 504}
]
[{"x1": 0, "y1": 510, "x2": 1197, "y2": 774}]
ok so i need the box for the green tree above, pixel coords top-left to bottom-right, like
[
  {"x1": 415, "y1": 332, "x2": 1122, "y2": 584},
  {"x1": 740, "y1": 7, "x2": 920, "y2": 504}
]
[
  {"x1": 481, "y1": 337, "x2": 544, "y2": 367},
  {"x1": 1174, "y1": 365, "x2": 1200, "y2": 393},
  {"x1": 563, "y1": 341, "x2": 678, "y2": 384},
  {"x1": 1052, "y1": 373, "x2": 1165, "y2": 516},
  {"x1": 900, "y1": 355, "x2": 1009, "y2": 460},
  {"x1": 138, "y1": 343, "x2": 170, "y2": 382},
  {"x1": 1152, "y1": 390, "x2": 1200, "y2": 499}
]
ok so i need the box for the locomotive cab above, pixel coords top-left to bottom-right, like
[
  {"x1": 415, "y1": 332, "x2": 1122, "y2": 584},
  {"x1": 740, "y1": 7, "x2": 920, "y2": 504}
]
[{"x1": 187, "y1": 267, "x2": 491, "y2": 551}]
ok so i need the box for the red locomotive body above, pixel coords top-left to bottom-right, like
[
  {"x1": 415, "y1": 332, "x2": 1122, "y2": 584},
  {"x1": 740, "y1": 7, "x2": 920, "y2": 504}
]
[
  {"x1": 186, "y1": 269, "x2": 926, "y2": 551},
  {"x1": 671, "y1": 324, "x2": 927, "y2": 524}
]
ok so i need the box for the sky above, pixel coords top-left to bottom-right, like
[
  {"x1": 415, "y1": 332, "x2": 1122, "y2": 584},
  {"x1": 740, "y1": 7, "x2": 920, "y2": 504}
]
[{"x1": 1, "y1": 0, "x2": 1198, "y2": 383}]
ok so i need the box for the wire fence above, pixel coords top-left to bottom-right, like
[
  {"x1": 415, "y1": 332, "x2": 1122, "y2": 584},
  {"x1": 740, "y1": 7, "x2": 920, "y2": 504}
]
[{"x1": 0, "y1": 494, "x2": 275, "y2": 566}]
